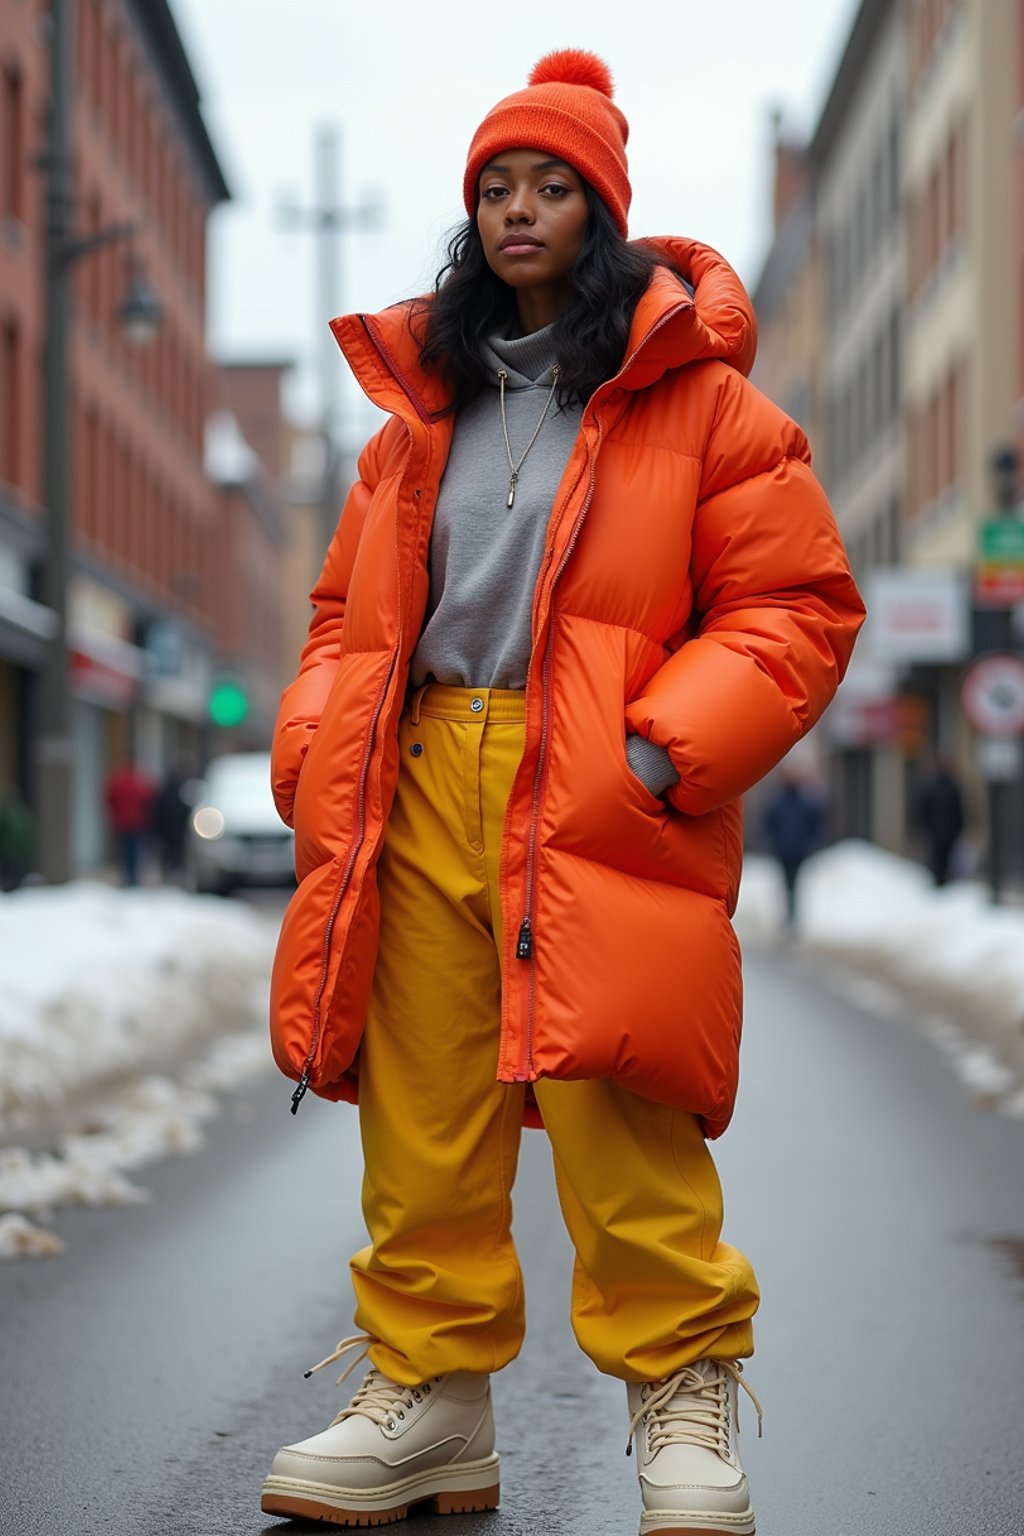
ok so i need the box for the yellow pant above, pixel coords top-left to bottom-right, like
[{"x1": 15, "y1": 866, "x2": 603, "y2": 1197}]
[{"x1": 351, "y1": 685, "x2": 758, "y2": 1385}]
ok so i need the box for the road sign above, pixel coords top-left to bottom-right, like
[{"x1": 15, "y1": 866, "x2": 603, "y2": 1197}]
[
  {"x1": 976, "y1": 520, "x2": 1024, "y2": 607},
  {"x1": 975, "y1": 569, "x2": 1024, "y2": 606},
  {"x1": 979, "y1": 520, "x2": 1024, "y2": 561},
  {"x1": 961, "y1": 654, "x2": 1024, "y2": 737},
  {"x1": 976, "y1": 736, "x2": 1023, "y2": 782}
]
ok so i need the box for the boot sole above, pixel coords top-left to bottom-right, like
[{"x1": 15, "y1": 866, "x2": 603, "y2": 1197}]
[
  {"x1": 261, "y1": 1457, "x2": 500, "y2": 1527},
  {"x1": 641, "y1": 1517, "x2": 754, "y2": 1535}
]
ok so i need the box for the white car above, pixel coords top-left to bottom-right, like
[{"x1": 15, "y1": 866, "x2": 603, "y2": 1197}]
[{"x1": 188, "y1": 752, "x2": 295, "y2": 894}]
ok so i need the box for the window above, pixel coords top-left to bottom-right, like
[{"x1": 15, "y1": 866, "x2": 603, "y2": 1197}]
[
  {"x1": 947, "y1": 361, "x2": 963, "y2": 489},
  {"x1": 887, "y1": 496, "x2": 902, "y2": 564},
  {"x1": 925, "y1": 390, "x2": 940, "y2": 505},
  {"x1": 0, "y1": 319, "x2": 19, "y2": 487},
  {"x1": 907, "y1": 406, "x2": 920, "y2": 518},
  {"x1": 888, "y1": 306, "x2": 901, "y2": 415},
  {"x1": 870, "y1": 146, "x2": 885, "y2": 252},
  {"x1": 85, "y1": 407, "x2": 99, "y2": 540},
  {"x1": 855, "y1": 183, "x2": 869, "y2": 279},
  {"x1": 87, "y1": 191, "x2": 102, "y2": 318},
  {"x1": 887, "y1": 104, "x2": 900, "y2": 224},
  {"x1": 926, "y1": 164, "x2": 941, "y2": 277},
  {"x1": 907, "y1": 186, "x2": 920, "y2": 297},
  {"x1": 2, "y1": 63, "x2": 24, "y2": 222},
  {"x1": 872, "y1": 330, "x2": 886, "y2": 440}
]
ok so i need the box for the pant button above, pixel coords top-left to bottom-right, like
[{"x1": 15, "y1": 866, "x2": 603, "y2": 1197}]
[
  {"x1": 470, "y1": 697, "x2": 484, "y2": 713},
  {"x1": 410, "y1": 742, "x2": 424, "y2": 757}
]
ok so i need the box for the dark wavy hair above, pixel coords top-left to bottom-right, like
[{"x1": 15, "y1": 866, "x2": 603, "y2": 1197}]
[{"x1": 418, "y1": 183, "x2": 660, "y2": 413}]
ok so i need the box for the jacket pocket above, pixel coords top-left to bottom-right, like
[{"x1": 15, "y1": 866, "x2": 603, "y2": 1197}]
[{"x1": 292, "y1": 648, "x2": 394, "y2": 880}]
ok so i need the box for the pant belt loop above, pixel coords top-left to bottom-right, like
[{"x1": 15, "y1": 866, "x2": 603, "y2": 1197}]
[{"x1": 409, "y1": 684, "x2": 428, "y2": 726}]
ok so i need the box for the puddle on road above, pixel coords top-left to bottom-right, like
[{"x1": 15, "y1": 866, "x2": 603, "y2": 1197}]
[{"x1": 987, "y1": 1236, "x2": 1024, "y2": 1295}]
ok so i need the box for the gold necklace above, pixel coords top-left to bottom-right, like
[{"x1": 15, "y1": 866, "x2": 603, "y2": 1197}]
[{"x1": 497, "y1": 364, "x2": 560, "y2": 508}]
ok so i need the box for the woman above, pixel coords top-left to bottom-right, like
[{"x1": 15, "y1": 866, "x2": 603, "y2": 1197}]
[{"x1": 262, "y1": 51, "x2": 864, "y2": 1534}]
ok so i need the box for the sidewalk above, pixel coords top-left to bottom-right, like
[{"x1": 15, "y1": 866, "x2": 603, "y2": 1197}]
[
  {"x1": 0, "y1": 882, "x2": 275, "y2": 1256},
  {"x1": 736, "y1": 840, "x2": 1024, "y2": 1113}
]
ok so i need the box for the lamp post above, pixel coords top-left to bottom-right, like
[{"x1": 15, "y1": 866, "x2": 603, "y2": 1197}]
[{"x1": 35, "y1": 0, "x2": 162, "y2": 883}]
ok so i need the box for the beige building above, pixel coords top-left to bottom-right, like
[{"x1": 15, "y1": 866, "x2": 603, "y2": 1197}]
[
  {"x1": 813, "y1": 0, "x2": 905, "y2": 578},
  {"x1": 752, "y1": 0, "x2": 1024, "y2": 870},
  {"x1": 898, "y1": 0, "x2": 1023, "y2": 865},
  {"x1": 902, "y1": 0, "x2": 1017, "y2": 569},
  {"x1": 808, "y1": 0, "x2": 908, "y2": 844}
]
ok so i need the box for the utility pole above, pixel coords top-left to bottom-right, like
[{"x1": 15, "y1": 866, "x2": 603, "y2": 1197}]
[{"x1": 278, "y1": 127, "x2": 382, "y2": 554}]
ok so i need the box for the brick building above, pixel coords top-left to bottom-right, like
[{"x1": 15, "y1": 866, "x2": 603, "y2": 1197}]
[{"x1": 0, "y1": 0, "x2": 278, "y2": 871}]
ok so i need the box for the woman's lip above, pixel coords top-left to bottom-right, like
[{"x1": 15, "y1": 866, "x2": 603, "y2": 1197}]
[{"x1": 499, "y1": 237, "x2": 544, "y2": 252}]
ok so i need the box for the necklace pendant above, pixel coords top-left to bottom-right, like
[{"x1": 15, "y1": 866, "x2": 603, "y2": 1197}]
[{"x1": 507, "y1": 475, "x2": 517, "y2": 509}]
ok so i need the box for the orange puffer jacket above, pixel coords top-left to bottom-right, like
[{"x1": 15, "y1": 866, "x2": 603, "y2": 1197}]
[{"x1": 270, "y1": 238, "x2": 865, "y2": 1138}]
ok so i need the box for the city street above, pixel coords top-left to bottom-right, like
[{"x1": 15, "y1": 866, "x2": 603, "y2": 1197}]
[{"x1": 1, "y1": 941, "x2": 1022, "y2": 1536}]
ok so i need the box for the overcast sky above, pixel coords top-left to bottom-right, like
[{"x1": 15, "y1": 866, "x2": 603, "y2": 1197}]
[{"x1": 168, "y1": 0, "x2": 860, "y2": 440}]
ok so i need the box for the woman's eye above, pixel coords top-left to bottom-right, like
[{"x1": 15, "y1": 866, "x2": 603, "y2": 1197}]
[
  {"x1": 481, "y1": 186, "x2": 507, "y2": 200},
  {"x1": 541, "y1": 183, "x2": 570, "y2": 197}
]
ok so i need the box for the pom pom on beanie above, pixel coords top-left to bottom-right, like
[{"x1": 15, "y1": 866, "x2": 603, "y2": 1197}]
[
  {"x1": 528, "y1": 49, "x2": 614, "y2": 95},
  {"x1": 463, "y1": 50, "x2": 631, "y2": 236}
]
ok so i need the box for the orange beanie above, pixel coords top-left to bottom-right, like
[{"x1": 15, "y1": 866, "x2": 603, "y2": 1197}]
[{"x1": 463, "y1": 50, "x2": 631, "y2": 237}]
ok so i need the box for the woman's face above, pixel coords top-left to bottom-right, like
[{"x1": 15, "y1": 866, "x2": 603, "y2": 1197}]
[{"x1": 476, "y1": 148, "x2": 588, "y2": 321}]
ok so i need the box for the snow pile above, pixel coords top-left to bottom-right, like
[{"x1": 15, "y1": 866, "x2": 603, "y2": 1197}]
[
  {"x1": 0, "y1": 883, "x2": 278, "y2": 1256},
  {"x1": 736, "y1": 841, "x2": 1024, "y2": 1099},
  {"x1": 0, "y1": 882, "x2": 273, "y2": 1141},
  {"x1": 0, "y1": 1076, "x2": 216, "y2": 1213},
  {"x1": 0, "y1": 1213, "x2": 64, "y2": 1259}
]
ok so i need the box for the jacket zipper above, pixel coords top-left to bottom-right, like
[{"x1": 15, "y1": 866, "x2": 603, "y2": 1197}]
[
  {"x1": 512, "y1": 303, "x2": 687, "y2": 1079},
  {"x1": 360, "y1": 315, "x2": 434, "y2": 426},
  {"x1": 513, "y1": 430, "x2": 601, "y2": 1078},
  {"x1": 290, "y1": 655, "x2": 397, "y2": 1112},
  {"x1": 292, "y1": 318, "x2": 433, "y2": 1112}
]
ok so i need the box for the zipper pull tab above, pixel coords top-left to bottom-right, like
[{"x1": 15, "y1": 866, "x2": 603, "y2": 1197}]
[
  {"x1": 290, "y1": 1071, "x2": 311, "y2": 1114},
  {"x1": 516, "y1": 916, "x2": 533, "y2": 960}
]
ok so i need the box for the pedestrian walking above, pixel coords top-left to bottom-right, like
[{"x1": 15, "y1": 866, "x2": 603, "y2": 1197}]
[
  {"x1": 0, "y1": 784, "x2": 33, "y2": 890},
  {"x1": 103, "y1": 758, "x2": 154, "y2": 887},
  {"x1": 762, "y1": 766, "x2": 827, "y2": 926},
  {"x1": 263, "y1": 51, "x2": 864, "y2": 1535},
  {"x1": 915, "y1": 755, "x2": 966, "y2": 886},
  {"x1": 153, "y1": 758, "x2": 195, "y2": 883}
]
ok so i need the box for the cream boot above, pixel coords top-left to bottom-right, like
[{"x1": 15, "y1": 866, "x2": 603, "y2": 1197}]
[
  {"x1": 261, "y1": 1335, "x2": 499, "y2": 1527},
  {"x1": 626, "y1": 1357, "x2": 762, "y2": 1535}
]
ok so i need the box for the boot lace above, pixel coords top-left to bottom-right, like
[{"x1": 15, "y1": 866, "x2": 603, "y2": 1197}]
[
  {"x1": 626, "y1": 1359, "x2": 763, "y2": 1458},
  {"x1": 303, "y1": 1332, "x2": 443, "y2": 1431}
]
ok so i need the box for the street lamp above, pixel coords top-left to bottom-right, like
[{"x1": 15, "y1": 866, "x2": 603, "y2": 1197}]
[
  {"x1": 989, "y1": 444, "x2": 1019, "y2": 514},
  {"x1": 34, "y1": 0, "x2": 162, "y2": 884},
  {"x1": 117, "y1": 270, "x2": 163, "y2": 349}
]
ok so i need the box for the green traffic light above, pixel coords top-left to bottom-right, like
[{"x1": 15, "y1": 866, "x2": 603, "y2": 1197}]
[{"x1": 209, "y1": 679, "x2": 249, "y2": 728}]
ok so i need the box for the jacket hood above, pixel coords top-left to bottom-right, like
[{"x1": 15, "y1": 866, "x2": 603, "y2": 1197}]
[{"x1": 330, "y1": 237, "x2": 757, "y2": 422}]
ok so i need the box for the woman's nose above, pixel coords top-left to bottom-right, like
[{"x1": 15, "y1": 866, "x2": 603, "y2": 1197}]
[{"x1": 505, "y1": 190, "x2": 535, "y2": 223}]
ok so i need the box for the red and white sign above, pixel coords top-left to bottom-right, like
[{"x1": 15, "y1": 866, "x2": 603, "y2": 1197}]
[
  {"x1": 961, "y1": 654, "x2": 1024, "y2": 737},
  {"x1": 864, "y1": 569, "x2": 969, "y2": 664},
  {"x1": 974, "y1": 569, "x2": 1024, "y2": 607}
]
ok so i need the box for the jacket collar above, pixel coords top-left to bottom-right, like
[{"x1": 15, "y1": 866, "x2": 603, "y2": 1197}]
[{"x1": 329, "y1": 237, "x2": 756, "y2": 423}]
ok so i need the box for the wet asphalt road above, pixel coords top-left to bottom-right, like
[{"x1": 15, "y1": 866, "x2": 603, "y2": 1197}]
[{"x1": 1, "y1": 942, "x2": 1023, "y2": 1536}]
